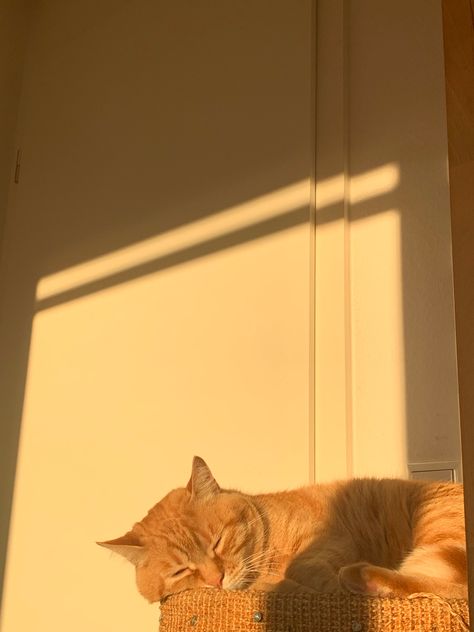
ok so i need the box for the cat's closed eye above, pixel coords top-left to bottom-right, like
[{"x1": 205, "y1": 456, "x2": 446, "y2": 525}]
[{"x1": 171, "y1": 567, "x2": 189, "y2": 578}]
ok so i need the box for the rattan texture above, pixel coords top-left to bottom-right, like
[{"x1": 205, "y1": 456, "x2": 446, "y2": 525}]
[{"x1": 159, "y1": 589, "x2": 470, "y2": 632}]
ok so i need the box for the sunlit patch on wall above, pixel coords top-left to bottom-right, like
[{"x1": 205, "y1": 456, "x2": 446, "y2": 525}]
[
  {"x1": 315, "y1": 163, "x2": 400, "y2": 210},
  {"x1": 350, "y1": 163, "x2": 399, "y2": 205},
  {"x1": 350, "y1": 208, "x2": 407, "y2": 478}
]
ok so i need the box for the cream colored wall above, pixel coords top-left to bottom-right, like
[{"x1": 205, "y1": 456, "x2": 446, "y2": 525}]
[
  {"x1": 315, "y1": 0, "x2": 461, "y2": 480},
  {"x1": 0, "y1": 2, "x2": 313, "y2": 631}
]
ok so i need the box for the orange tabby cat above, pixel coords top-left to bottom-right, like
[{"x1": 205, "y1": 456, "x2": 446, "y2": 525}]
[{"x1": 98, "y1": 456, "x2": 467, "y2": 602}]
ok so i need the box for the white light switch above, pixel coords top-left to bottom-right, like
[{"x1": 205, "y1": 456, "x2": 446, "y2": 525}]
[{"x1": 408, "y1": 461, "x2": 461, "y2": 482}]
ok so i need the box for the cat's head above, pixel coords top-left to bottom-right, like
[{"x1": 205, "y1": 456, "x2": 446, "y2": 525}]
[{"x1": 98, "y1": 457, "x2": 266, "y2": 602}]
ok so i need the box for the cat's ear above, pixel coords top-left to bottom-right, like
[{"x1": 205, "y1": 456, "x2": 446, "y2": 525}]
[
  {"x1": 187, "y1": 456, "x2": 220, "y2": 500},
  {"x1": 97, "y1": 531, "x2": 146, "y2": 565}
]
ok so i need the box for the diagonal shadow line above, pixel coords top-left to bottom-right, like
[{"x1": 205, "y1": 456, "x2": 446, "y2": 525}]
[
  {"x1": 35, "y1": 190, "x2": 402, "y2": 313},
  {"x1": 316, "y1": 191, "x2": 400, "y2": 226},
  {"x1": 35, "y1": 206, "x2": 310, "y2": 312}
]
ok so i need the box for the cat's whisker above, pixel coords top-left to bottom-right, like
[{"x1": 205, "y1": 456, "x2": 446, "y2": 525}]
[
  {"x1": 244, "y1": 515, "x2": 265, "y2": 529},
  {"x1": 245, "y1": 566, "x2": 281, "y2": 577},
  {"x1": 242, "y1": 543, "x2": 292, "y2": 560},
  {"x1": 243, "y1": 559, "x2": 284, "y2": 573},
  {"x1": 241, "y1": 547, "x2": 291, "y2": 567},
  {"x1": 240, "y1": 550, "x2": 272, "y2": 564},
  {"x1": 244, "y1": 560, "x2": 282, "y2": 575},
  {"x1": 248, "y1": 524, "x2": 272, "y2": 540},
  {"x1": 242, "y1": 559, "x2": 276, "y2": 574},
  {"x1": 244, "y1": 556, "x2": 281, "y2": 571}
]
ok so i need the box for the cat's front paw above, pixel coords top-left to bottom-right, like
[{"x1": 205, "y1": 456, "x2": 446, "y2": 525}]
[{"x1": 338, "y1": 563, "x2": 395, "y2": 597}]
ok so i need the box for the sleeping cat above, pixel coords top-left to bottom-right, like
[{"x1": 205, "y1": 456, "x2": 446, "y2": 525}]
[{"x1": 98, "y1": 456, "x2": 467, "y2": 602}]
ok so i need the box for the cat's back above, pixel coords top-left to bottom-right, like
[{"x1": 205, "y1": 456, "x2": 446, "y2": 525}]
[
  {"x1": 313, "y1": 478, "x2": 465, "y2": 566},
  {"x1": 324, "y1": 477, "x2": 464, "y2": 527}
]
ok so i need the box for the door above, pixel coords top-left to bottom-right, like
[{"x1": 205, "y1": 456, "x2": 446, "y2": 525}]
[{"x1": 442, "y1": 0, "x2": 474, "y2": 618}]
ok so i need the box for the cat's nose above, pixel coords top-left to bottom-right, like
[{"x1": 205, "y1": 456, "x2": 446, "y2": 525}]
[{"x1": 207, "y1": 572, "x2": 223, "y2": 588}]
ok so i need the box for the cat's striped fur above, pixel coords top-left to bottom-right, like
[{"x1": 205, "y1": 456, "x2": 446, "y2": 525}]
[{"x1": 99, "y1": 457, "x2": 466, "y2": 602}]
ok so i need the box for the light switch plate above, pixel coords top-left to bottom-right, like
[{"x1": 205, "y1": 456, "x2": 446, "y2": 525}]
[{"x1": 408, "y1": 461, "x2": 462, "y2": 482}]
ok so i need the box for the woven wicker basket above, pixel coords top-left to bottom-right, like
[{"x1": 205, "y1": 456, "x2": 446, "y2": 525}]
[{"x1": 159, "y1": 589, "x2": 470, "y2": 632}]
